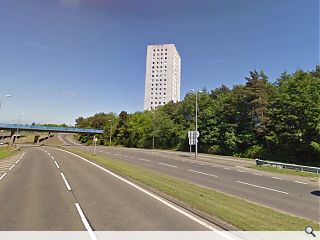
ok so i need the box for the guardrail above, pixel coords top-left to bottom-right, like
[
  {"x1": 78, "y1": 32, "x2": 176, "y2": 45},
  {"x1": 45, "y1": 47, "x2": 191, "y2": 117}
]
[{"x1": 255, "y1": 159, "x2": 320, "y2": 173}]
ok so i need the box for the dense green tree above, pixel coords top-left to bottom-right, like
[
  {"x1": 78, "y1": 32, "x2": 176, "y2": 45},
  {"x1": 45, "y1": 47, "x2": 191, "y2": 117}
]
[
  {"x1": 268, "y1": 69, "x2": 320, "y2": 165},
  {"x1": 74, "y1": 67, "x2": 320, "y2": 166}
]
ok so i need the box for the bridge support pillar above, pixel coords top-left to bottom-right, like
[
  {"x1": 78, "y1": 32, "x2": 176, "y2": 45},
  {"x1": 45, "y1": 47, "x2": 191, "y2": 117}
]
[
  {"x1": 34, "y1": 135, "x2": 40, "y2": 143},
  {"x1": 9, "y1": 129, "x2": 16, "y2": 146}
]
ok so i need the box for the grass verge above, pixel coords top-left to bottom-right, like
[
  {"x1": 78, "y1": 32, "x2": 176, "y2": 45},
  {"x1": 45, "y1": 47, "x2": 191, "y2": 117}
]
[
  {"x1": 66, "y1": 148, "x2": 319, "y2": 231},
  {"x1": 0, "y1": 146, "x2": 16, "y2": 160},
  {"x1": 250, "y1": 166, "x2": 320, "y2": 178}
]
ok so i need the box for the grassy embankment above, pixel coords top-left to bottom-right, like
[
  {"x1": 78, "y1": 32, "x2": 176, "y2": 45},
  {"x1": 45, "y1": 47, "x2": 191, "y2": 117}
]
[
  {"x1": 65, "y1": 148, "x2": 320, "y2": 231},
  {"x1": 0, "y1": 147, "x2": 16, "y2": 159}
]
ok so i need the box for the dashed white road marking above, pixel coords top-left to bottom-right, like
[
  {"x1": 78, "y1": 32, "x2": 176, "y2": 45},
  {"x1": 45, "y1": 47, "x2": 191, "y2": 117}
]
[
  {"x1": 237, "y1": 181, "x2": 289, "y2": 195},
  {"x1": 188, "y1": 169, "x2": 218, "y2": 178},
  {"x1": 237, "y1": 170, "x2": 245, "y2": 173},
  {"x1": 223, "y1": 168, "x2": 231, "y2": 170},
  {"x1": 75, "y1": 203, "x2": 97, "y2": 240},
  {"x1": 138, "y1": 158, "x2": 151, "y2": 162},
  {"x1": 60, "y1": 172, "x2": 72, "y2": 191},
  {"x1": 158, "y1": 162, "x2": 177, "y2": 168},
  {"x1": 51, "y1": 156, "x2": 55, "y2": 160},
  {"x1": 293, "y1": 181, "x2": 308, "y2": 185},
  {"x1": 253, "y1": 173, "x2": 262, "y2": 176},
  {"x1": 272, "y1": 176, "x2": 282, "y2": 180},
  {"x1": 0, "y1": 172, "x2": 7, "y2": 180},
  {"x1": 8, "y1": 164, "x2": 15, "y2": 171},
  {"x1": 57, "y1": 148, "x2": 222, "y2": 232},
  {"x1": 0, "y1": 164, "x2": 13, "y2": 168},
  {"x1": 54, "y1": 161, "x2": 60, "y2": 169}
]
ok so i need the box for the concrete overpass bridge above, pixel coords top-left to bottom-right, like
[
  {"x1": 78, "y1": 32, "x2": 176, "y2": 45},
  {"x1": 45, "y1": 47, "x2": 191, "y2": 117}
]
[{"x1": 0, "y1": 123, "x2": 103, "y2": 145}]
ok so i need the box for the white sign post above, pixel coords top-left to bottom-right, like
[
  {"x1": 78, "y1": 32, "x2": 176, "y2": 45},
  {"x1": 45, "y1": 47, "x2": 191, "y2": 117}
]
[
  {"x1": 188, "y1": 131, "x2": 199, "y2": 158},
  {"x1": 93, "y1": 136, "x2": 98, "y2": 155}
]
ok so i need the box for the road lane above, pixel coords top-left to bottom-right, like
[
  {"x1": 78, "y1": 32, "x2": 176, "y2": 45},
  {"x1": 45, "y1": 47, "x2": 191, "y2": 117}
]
[
  {"x1": 0, "y1": 147, "x2": 83, "y2": 230},
  {"x1": 45, "y1": 147, "x2": 213, "y2": 231},
  {"x1": 68, "y1": 144, "x2": 319, "y2": 222}
]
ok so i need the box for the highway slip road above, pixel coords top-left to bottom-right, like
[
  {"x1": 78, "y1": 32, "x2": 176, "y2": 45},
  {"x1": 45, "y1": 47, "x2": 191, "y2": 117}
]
[
  {"x1": 0, "y1": 146, "x2": 216, "y2": 231},
  {"x1": 58, "y1": 135, "x2": 319, "y2": 222}
]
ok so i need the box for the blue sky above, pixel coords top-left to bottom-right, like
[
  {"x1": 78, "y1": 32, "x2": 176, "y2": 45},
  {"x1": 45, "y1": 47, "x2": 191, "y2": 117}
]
[{"x1": 0, "y1": 0, "x2": 318, "y2": 125}]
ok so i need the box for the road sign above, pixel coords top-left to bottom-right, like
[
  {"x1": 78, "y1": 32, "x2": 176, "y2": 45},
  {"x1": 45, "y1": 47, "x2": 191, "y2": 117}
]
[
  {"x1": 188, "y1": 131, "x2": 199, "y2": 145},
  {"x1": 188, "y1": 131, "x2": 199, "y2": 138}
]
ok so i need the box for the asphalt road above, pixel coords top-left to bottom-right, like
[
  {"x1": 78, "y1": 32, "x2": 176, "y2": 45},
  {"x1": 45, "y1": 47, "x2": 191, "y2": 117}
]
[
  {"x1": 58, "y1": 134, "x2": 320, "y2": 222},
  {"x1": 0, "y1": 146, "x2": 214, "y2": 231}
]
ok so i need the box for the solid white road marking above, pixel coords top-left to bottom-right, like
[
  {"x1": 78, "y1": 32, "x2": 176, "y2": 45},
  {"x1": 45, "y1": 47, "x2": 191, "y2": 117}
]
[
  {"x1": 56, "y1": 149, "x2": 223, "y2": 232},
  {"x1": 75, "y1": 203, "x2": 97, "y2": 240},
  {"x1": 293, "y1": 181, "x2": 308, "y2": 185},
  {"x1": 158, "y1": 163, "x2": 177, "y2": 168},
  {"x1": 54, "y1": 161, "x2": 60, "y2": 169},
  {"x1": 0, "y1": 172, "x2": 7, "y2": 180},
  {"x1": 237, "y1": 181, "x2": 289, "y2": 195},
  {"x1": 188, "y1": 170, "x2": 218, "y2": 178},
  {"x1": 60, "y1": 172, "x2": 72, "y2": 191}
]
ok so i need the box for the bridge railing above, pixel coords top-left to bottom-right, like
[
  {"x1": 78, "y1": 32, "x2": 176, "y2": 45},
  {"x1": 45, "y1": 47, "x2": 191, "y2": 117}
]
[
  {"x1": 255, "y1": 159, "x2": 320, "y2": 173},
  {"x1": 0, "y1": 123, "x2": 103, "y2": 134}
]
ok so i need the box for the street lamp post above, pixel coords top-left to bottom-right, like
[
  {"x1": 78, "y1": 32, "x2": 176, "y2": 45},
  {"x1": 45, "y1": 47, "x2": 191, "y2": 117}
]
[
  {"x1": 109, "y1": 120, "x2": 112, "y2": 146},
  {"x1": 152, "y1": 108, "x2": 155, "y2": 149},
  {"x1": 0, "y1": 94, "x2": 12, "y2": 112},
  {"x1": 17, "y1": 112, "x2": 27, "y2": 136},
  {"x1": 190, "y1": 89, "x2": 202, "y2": 159}
]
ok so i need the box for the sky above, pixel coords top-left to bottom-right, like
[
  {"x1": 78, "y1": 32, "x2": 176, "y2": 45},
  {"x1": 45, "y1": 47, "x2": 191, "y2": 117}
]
[{"x1": 0, "y1": 0, "x2": 318, "y2": 125}]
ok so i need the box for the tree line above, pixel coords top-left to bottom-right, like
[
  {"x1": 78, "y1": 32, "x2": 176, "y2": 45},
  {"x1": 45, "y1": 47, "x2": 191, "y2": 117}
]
[{"x1": 75, "y1": 67, "x2": 320, "y2": 167}]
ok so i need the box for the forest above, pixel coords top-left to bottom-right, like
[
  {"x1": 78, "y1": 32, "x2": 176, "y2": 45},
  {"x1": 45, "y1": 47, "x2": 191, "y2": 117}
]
[{"x1": 75, "y1": 67, "x2": 320, "y2": 167}]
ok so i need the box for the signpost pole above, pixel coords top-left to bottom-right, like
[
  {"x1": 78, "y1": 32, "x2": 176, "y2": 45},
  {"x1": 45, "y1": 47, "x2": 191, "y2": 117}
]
[
  {"x1": 189, "y1": 136, "x2": 191, "y2": 158},
  {"x1": 93, "y1": 135, "x2": 97, "y2": 155}
]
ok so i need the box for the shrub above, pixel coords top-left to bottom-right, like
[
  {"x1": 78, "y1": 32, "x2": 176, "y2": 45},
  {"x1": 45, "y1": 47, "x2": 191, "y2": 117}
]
[{"x1": 208, "y1": 145, "x2": 221, "y2": 154}]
